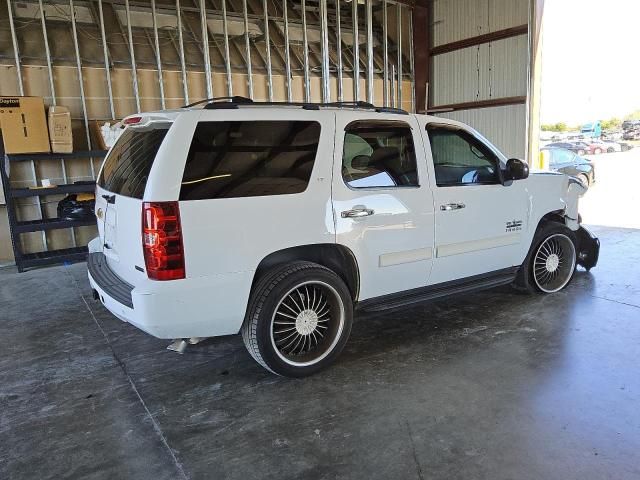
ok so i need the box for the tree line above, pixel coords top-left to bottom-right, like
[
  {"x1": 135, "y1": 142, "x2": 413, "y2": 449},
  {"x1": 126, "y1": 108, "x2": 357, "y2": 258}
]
[{"x1": 541, "y1": 110, "x2": 640, "y2": 132}]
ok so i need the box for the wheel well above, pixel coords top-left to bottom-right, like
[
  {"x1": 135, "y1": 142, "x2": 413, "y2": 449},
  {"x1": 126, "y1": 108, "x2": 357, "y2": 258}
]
[
  {"x1": 537, "y1": 210, "x2": 566, "y2": 230},
  {"x1": 253, "y1": 244, "x2": 360, "y2": 300}
]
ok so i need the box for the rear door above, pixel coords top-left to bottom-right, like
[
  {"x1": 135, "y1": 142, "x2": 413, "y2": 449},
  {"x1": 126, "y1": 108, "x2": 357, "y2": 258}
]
[
  {"x1": 332, "y1": 113, "x2": 435, "y2": 301},
  {"x1": 95, "y1": 119, "x2": 174, "y2": 284},
  {"x1": 419, "y1": 120, "x2": 530, "y2": 285}
]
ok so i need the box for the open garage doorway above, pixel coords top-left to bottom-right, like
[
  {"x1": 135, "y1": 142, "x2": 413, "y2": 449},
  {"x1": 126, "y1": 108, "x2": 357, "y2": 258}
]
[{"x1": 538, "y1": 0, "x2": 640, "y2": 230}]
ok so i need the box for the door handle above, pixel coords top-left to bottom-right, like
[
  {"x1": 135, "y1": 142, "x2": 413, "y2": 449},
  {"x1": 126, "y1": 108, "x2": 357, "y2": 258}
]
[
  {"x1": 341, "y1": 208, "x2": 375, "y2": 218},
  {"x1": 440, "y1": 203, "x2": 466, "y2": 211}
]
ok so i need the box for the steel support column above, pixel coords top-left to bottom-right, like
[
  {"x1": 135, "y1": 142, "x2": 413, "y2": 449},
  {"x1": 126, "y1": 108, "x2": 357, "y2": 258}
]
[
  {"x1": 283, "y1": 0, "x2": 293, "y2": 101},
  {"x1": 352, "y1": 0, "x2": 359, "y2": 101},
  {"x1": 302, "y1": 0, "x2": 311, "y2": 102},
  {"x1": 263, "y1": 0, "x2": 273, "y2": 101},
  {"x1": 222, "y1": 0, "x2": 233, "y2": 96},
  {"x1": 199, "y1": 0, "x2": 213, "y2": 98},
  {"x1": 242, "y1": 0, "x2": 253, "y2": 98},
  {"x1": 7, "y1": 0, "x2": 24, "y2": 95},
  {"x1": 365, "y1": 0, "x2": 374, "y2": 104},
  {"x1": 335, "y1": 0, "x2": 343, "y2": 102},
  {"x1": 176, "y1": 0, "x2": 189, "y2": 103},
  {"x1": 38, "y1": 0, "x2": 56, "y2": 105},
  {"x1": 97, "y1": 0, "x2": 115, "y2": 117},
  {"x1": 320, "y1": 0, "x2": 331, "y2": 102},
  {"x1": 124, "y1": 0, "x2": 141, "y2": 111},
  {"x1": 150, "y1": 0, "x2": 166, "y2": 108},
  {"x1": 412, "y1": 0, "x2": 429, "y2": 113}
]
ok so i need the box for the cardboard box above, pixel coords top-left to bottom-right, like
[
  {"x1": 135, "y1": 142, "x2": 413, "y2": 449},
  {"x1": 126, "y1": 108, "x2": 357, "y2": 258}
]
[
  {"x1": 48, "y1": 106, "x2": 73, "y2": 153},
  {"x1": 91, "y1": 119, "x2": 123, "y2": 151},
  {"x1": 0, "y1": 97, "x2": 50, "y2": 154}
]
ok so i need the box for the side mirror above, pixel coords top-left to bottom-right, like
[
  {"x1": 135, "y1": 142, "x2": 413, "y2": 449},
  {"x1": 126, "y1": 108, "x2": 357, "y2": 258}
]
[{"x1": 504, "y1": 158, "x2": 529, "y2": 181}]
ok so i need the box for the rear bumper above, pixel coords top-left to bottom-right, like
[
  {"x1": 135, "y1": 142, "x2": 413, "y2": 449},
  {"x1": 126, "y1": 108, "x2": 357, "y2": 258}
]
[
  {"x1": 87, "y1": 252, "x2": 253, "y2": 339},
  {"x1": 576, "y1": 226, "x2": 600, "y2": 271}
]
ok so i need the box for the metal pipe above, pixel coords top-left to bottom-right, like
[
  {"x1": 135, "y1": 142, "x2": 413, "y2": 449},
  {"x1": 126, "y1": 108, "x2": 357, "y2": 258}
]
[
  {"x1": 242, "y1": 0, "x2": 253, "y2": 98},
  {"x1": 382, "y1": 0, "x2": 388, "y2": 107},
  {"x1": 176, "y1": 0, "x2": 189, "y2": 103},
  {"x1": 199, "y1": 0, "x2": 213, "y2": 98},
  {"x1": 319, "y1": 0, "x2": 331, "y2": 102},
  {"x1": 151, "y1": 0, "x2": 165, "y2": 108},
  {"x1": 97, "y1": 0, "x2": 115, "y2": 118},
  {"x1": 365, "y1": 0, "x2": 373, "y2": 104},
  {"x1": 124, "y1": 0, "x2": 141, "y2": 111},
  {"x1": 283, "y1": 0, "x2": 292, "y2": 102},
  {"x1": 221, "y1": 0, "x2": 233, "y2": 96},
  {"x1": 69, "y1": 0, "x2": 94, "y2": 167},
  {"x1": 352, "y1": 0, "x2": 359, "y2": 101},
  {"x1": 408, "y1": 7, "x2": 415, "y2": 113},
  {"x1": 262, "y1": 0, "x2": 273, "y2": 101},
  {"x1": 38, "y1": 0, "x2": 56, "y2": 105},
  {"x1": 335, "y1": 0, "x2": 343, "y2": 102},
  {"x1": 301, "y1": 0, "x2": 310, "y2": 102},
  {"x1": 397, "y1": 3, "x2": 403, "y2": 109},
  {"x1": 7, "y1": 0, "x2": 24, "y2": 95},
  {"x1": 391, "y1": 63, "x2": 396, "y2": 108}
]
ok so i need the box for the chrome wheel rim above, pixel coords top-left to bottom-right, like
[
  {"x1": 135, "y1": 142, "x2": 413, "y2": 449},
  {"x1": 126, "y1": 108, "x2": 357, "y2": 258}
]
[
  {"x1": 270, "y1": 281, "x2": 345, "y2": 367},
  {"x1": 533, "y1": 233, "x2": 576, "y2": 293}
]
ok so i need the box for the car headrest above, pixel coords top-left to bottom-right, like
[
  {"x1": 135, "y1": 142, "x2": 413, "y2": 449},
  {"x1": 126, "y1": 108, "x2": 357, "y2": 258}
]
[
  {"x1": 351, "y1": 154, "x2": 371, "y2": 170},
  {"x1": 370, "y1": 146, "x2": 400, "y2": 166}
]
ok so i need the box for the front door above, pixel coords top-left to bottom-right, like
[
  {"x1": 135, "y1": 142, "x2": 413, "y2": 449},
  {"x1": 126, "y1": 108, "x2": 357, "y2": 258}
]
[
  {"x1": 332, "y1": 113, "x2": 435, "y2": 301},
  {"x1": 420, "y1": 121, "x2": 529, "y2": 285}
]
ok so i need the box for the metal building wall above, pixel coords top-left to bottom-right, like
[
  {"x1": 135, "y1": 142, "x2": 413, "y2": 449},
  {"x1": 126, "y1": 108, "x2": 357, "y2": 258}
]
[
  {"x1": 428, "y1": 0, "x2": 530, "y2": 159},
  {"x1": 0, "y1": 0, "x2": 418, "y2": 263}
]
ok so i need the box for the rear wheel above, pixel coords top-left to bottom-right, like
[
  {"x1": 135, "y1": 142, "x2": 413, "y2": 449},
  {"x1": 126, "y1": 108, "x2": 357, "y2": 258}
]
[
  {"x1": 607, "y1": 147, "x2": 615, "y2": 153},
  {"x1": 513, "y1": 222, "x2": 578, "y2": 293},
  {"x1": 578, "y1": 149, "x2": 586, "y2": 155},
  {"x1": 241, "y1": 262, "x2": 353, "y2": 377}
]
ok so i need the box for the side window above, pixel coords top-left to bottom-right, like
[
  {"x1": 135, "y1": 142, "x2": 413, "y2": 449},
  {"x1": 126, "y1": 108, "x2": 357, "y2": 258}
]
[
  {"x1": 179, "y1": 121, "x2": 321, "y2": 200},
  {"x1": 427, "y1": 125, "x2": 501, "y2": 187},
  {"x1": 342, "y1": 122, "x2": 418, "y2": 188}
]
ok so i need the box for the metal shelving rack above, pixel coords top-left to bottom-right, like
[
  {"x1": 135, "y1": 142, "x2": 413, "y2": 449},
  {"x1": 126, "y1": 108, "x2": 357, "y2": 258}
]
[{"x1": 1, "y1": 149, "x2": 107, "y2": 272}]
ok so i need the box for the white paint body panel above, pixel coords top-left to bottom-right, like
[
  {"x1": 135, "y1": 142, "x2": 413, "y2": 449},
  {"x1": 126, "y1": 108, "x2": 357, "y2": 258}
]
[{"x1": 89, "y1": 108, "x2": 584, "y2": 340}]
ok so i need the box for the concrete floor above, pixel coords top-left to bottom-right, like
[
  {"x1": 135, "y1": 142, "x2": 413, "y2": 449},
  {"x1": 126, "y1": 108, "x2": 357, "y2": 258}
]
[{"x1": 1, "y1": 224, "x2": 639, "y2": 480}]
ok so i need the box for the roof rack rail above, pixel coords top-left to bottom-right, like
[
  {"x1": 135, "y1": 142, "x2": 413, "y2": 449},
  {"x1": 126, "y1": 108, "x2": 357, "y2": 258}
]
[
  {"x1": 182, "y1": 96, "x2": 253, "y2": 108},
  {"x1": 198, "y1": 98, "x2": 408, "y2": 115}
]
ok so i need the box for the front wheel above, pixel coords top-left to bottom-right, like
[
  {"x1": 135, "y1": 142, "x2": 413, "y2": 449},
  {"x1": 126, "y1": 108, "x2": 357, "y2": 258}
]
[
  {"x1": 241, "y1": 262, "x2": 353, "y2": 377},
  {"x1": 513, "y1": 222, "x2": 578, "y2": 293}
]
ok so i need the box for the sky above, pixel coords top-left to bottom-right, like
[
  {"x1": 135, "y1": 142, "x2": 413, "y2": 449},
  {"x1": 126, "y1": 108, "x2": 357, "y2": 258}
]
[{"x1": 540, "y1": 0, "x2": 640, "y2": 125}]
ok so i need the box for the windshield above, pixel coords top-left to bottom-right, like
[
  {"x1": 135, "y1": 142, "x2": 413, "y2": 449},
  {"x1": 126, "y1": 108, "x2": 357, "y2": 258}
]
[{"x1": 97, "y1": 125, "x2": 169, "y2": 199}]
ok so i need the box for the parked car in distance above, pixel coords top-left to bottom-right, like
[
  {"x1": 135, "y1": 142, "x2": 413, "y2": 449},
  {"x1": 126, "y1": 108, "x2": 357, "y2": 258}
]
[
  {"x1": 88, "y1": 99, "x2": 600, "y2": 377},
  {"x1": 622, "y1": 120, "x2": 640, "y2": 131},
  {"x1": 541, "y1": 147, "x2": 595, "y2": 188},
  {"x1": 546, "y1": 142, "x2": 587, "y2": 155},
  {"x1": 591, "y1": 140, "x2": 620, "y2": 153},
  {"x1": 622, "y1": 128, "x2": 640, "y2": 141}
]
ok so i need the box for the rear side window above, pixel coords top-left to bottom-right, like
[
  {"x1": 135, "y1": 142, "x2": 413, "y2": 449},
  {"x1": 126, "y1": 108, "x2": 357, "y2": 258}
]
[
  {"x1": 180, "y1": 121, "x2": 321, "y2": 200},
  {"x1": 342, "y1": 122, "x2": 418, "y2": 188},
  {"x1": 98, "y1": 126, "x2": 168, "y2": 198}
]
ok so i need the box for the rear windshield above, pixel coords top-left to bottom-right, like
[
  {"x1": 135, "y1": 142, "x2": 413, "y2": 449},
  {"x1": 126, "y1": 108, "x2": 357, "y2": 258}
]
[
  {"x1": 97, "y1": 126, "x2": 169, "y2": 198},
  {"x1": 179, "y1": 121, "x2": 321, "y2": 200}
]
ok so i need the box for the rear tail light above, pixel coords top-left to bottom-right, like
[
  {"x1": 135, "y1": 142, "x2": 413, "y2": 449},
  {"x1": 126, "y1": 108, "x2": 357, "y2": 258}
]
[{"x1": 142, "y1": 202, "x2": 185, "y2": 280}]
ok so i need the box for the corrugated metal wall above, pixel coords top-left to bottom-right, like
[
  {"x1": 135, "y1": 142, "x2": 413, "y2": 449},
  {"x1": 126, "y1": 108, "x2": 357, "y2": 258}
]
[
  {"x1": 431, "y1": 0, "x2": 529, "y2": 159},
  {"x1": 442, "y1": 104, "x2": 527, "y2": 158}
]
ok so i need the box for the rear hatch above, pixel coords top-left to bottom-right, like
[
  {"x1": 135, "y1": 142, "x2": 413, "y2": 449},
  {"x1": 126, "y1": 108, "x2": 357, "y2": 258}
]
[{"x1": 95, "y1": 120, "x2": 171, "y2": 285}]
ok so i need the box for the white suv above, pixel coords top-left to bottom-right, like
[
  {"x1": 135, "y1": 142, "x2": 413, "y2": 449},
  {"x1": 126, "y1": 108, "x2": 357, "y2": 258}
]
[{"x1": 88, "y1": 98, "x2": 600, "y2": 377}]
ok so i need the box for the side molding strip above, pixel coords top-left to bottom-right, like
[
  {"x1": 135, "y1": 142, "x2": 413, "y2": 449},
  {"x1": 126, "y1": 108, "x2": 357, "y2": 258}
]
[
  {"x1": 436, "y1": 233, "x2": 521, "y2": 258},
  {"x1": 379, "y1": 247, "x2": 432, "y2": 267}
]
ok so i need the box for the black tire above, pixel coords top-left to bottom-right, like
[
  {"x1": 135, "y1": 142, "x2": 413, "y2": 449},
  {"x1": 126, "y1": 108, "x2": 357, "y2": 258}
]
[
  {"x1": 578, "y1": 173, "x2": 590, "y2": 188},
  {"x1": 578, "y1": 149, "x2": 586, "y2": 155},
  {"x1": 241, "y1": 261, "x2": 353, "y2": 377},
  {"x1": 513, "y1": 222, "x2": 578, "y2": 293},
  {"x1": 607, "y1": 147, "x2": 615, "y2": 153}
]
